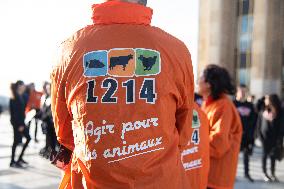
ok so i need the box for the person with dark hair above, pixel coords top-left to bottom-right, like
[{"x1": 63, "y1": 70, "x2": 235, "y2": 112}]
[
  {"x1": 197, "y1": 64, "x2": 242, "y2": 189},
  {"x1": 39, "y1": 82, "x2": 58, "y2": 158},
  {"x1": 51, "y1": 0, "x2": 194, "y2": 188},
  {"x1": 256, "y1": 96, "x2": 266, "y2": 123},
  {"x1": 260, "y1": 94, "x2": 284, "y2": 182},
  {"x1": 233, "y1": 85, "x2": 257, "y2": 182},
  {"x1": 199, "y1": 64, "x2": 236, "y2": 100},
  {"x1": 9, "y1": 80, "x2": 31, "y2": 168}
]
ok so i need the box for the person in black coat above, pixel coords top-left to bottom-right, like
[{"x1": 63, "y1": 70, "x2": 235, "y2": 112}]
[
  {"x1": 9, "y1": 80, "x2": 31, "y2": 168},
  {"x1": 234, "y1": 85, "x2": 257, "y2": 182},
  {"x1": 39, "y1": 82, "x2": 58, "y2": 158},
  {"x1": 261, "y1": 94, "x2": 284, "y2": 182}
]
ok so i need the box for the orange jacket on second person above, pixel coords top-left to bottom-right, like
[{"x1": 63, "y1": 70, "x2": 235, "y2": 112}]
[
  {"x1": 182, "y1": 103, "x2": 210, "y2": 189},
  {"x1": 26, "y1": 90, "x2": 43, "y2": 112},
  {"x1": 202, "y1": 95, "x2": 242, "y2": 189},
  {"x1": 51, "y1": 1, "x2": 194, "y2": 189}
]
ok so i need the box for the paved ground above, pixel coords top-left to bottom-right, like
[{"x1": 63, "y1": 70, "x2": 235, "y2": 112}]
[
  {"x1": 235, "y1": 146, "x2": 284, "y2": 189},
  {"x1": 0, "y1": 113, "x2": 61, "y2": 189},
  {"x1": 0, "y1": 113, "x2": 284, "y2": 189}
]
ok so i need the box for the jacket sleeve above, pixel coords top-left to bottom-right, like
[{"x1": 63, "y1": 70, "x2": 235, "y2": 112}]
[
  {"x1": 209, "y1": 106, "x2": 233, "y2": 158},
  {"x1": 51, "y1": 46, "x2": 74, "y2": 151},
  {"x1": 175, "y1": 47, "x2": 194, "y2": 150}
]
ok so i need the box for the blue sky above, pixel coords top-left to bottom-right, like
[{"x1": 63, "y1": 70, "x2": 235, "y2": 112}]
[{"x1": 0, "y1": 0, "x2": 199, "y2": 96}]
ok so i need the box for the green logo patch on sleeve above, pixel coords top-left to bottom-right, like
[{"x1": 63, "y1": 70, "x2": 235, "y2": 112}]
[{"x1": 192, "y1": 110, "x2": 201, "y2": 128}]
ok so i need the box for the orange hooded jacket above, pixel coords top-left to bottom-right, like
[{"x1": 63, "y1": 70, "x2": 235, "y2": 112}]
[
  {"x1": 182, "y1": 103, "x2": 210, "y2": 189},
  {"x1": 51, "y1": 1, "x2": 194, "y2": 189},
  {"x1": 202, "y1": 95, "x2": 242, "y2": 189}
]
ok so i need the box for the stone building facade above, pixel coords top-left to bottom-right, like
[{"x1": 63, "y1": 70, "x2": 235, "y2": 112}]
[{"x1": 198, "y1": 0, "x2": 284, "y2": 98}]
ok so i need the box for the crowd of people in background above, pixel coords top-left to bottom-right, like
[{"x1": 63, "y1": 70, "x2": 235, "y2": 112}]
[
  {"x1": 4, "y1": 67, "x2": 284, "y2": 187},
  {"x1": 187, "y1": 64, "x2": 284, "y2": 187},
  {"x1": 195, "y1": 65, "x2": 284, "y2": 186},
  {"x1": 8, "y1": 80, "x2": 58, "y2": 168},
  {"x1": 233, "y1": 85, "x2": 284, "y2": 182},
  {"x1": 4, "y1": 65, "x2": 284, "y2": 188}
]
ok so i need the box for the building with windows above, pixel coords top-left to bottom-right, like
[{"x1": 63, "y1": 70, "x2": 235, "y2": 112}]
[{"x1": 198, "y1": 0, "x2": 284, "y2": 98}]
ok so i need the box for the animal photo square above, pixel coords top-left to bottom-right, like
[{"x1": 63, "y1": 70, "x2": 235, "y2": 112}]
[
  {"x1": 135, "y1": 49, "x2": 161, "y2": 76},
  {"x1": 83, "y1": 50, "x2": 108, "y2": 77},
  {"x1": 108, "y1": 48, "x2": 136, "y2": 77}
]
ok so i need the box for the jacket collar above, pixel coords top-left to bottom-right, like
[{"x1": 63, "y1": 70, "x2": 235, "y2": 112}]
[
  {"x1": 204, "y1": 94, "x2": 227, "y2": 107},
  {"x1": 91, "y1": 1, "x2": 153, "y2": 25}
]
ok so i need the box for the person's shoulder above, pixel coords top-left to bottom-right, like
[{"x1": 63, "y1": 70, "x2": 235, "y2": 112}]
[
  {"x1": 214, "y1": 95, "x2": 227, "y2": 105},
  {"x1": 60, "y1": 25, "x2": 93, "y2": 52},
  {"x1": 151, "y1": 27, "x2": 184, "y2": 42},
  {"x1": 150, "y1": 26, "x2": 190, "y2": 53},
  {"x1": 214, "y1": 95, "x2": 235, "y2": 110},
  {"x1": 52, "y1": 25, "x2": 94, "y2": 71}
]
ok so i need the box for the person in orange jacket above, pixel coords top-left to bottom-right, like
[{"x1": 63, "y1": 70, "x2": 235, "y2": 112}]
[
  {"x1": 197, "y1": 65, "x2": 242, "y2": 189},
  {"x1": 50, "y1": 0, "x2": 194, "y2": 188},
  {"x1": 26, "y1": 83, "x2": 43, "y2": 143},
  {"x1": 182, "y1": 101, "x2": 210, "y2": 189}
]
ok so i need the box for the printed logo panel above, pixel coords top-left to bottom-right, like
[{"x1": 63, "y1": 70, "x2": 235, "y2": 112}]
[
  {"x1": 192, "y1": 110, "x2": 200, "y2": 129},
  {"x1": 108, "y1": 49, "x2": 135, "y2": 77},
  {"x1": 82, "y1": 48, "x2": 161, "y2": 77},
  {"x1": 83, "y1": 51, "x2": 108, "y2": 77},
  {"x1": 135, "y1": 49, "x2": 161, "y2": 76}
]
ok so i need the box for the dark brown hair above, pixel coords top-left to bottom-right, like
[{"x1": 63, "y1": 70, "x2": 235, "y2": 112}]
[
  {"x1": 203, "y1": 64, "x2": 236, "y2": 100},
  {"x1": 268, "y1": 94, "x2": 282, "y2": 116},
  {"x1": 10, "y1": 80, "x2": 24, "y2": 99}
]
